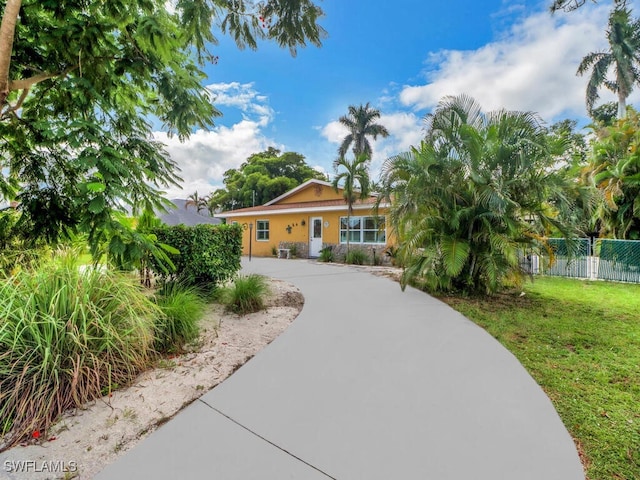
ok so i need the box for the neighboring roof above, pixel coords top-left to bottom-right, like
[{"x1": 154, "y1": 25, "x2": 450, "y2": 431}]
[
  {"x1": 159, "y1": 199, "x2": 222, "y2": 226},
  {"x1": 218, "y1": 178, "x2": 385, "y2": 219}
]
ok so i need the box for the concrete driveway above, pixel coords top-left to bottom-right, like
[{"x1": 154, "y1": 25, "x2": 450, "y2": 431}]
[{"x1": 96, "y1": 257, "x2": 584, "y2": 479}]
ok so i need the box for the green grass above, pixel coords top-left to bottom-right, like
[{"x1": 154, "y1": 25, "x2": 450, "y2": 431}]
[
  {"x1": 0, "y1": 251, "x2": 158, "y2": 451},
  {"x1": 153, "y1": 281, "x2": 206, "y2": 353},
  {"x1": 439, "y1": 277, "x2": 640, "y2": 480},
  {"x1": 345, "y1": 248, "x2": 369, "y2": 265},
  {"x1": 221, "y1": 274, "x2": 269, "y2": 314}
]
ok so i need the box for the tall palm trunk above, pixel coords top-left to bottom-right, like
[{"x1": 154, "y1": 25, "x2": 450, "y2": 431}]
[{"x1": 618, "y1": 91, "x2": 628, "y2": 118}]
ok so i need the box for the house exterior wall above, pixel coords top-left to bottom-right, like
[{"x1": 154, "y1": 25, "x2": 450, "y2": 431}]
[
  {"x1": 226, "y1": 207, "x2": 392, "y2": 259},
  {"x1": 276, "y1": 183, "x2": 343, "y2": 204}
]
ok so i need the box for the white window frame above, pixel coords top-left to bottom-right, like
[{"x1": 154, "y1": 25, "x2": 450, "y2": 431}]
[
  {"x1": 256, "y1": 219, "x2": 270, "y2": 241},
  {"x1": 339, "y1": 216, "x2": 386, "y2": 245}
]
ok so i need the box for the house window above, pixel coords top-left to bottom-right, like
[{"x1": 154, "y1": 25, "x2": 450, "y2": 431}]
[
  {"x1": 340, "y1": 216, "x2": 385, "y2": 244},
  {"x1": 256, "y1": 220, "x2": 269, "y2": 241}
]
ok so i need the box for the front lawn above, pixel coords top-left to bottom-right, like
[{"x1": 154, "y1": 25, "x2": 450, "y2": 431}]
[{"x1": 439, "y1": 277, "x2": 640, "y2": 480}]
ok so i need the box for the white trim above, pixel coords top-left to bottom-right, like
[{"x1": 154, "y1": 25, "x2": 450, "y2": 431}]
[
  {"x1": 339, "y1": 215, "x2": 387, "y2": 245},
  {"x1": 255, "y1": 219, "x2": 270, "y2": 242},
  {"x1": 216, "y1": 202, "x2": 390, "y2": 219}
]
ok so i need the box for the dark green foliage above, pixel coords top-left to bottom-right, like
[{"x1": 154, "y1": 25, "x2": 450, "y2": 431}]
[
  {"x1": 345, "y1": 249, "x2": 369, "y2": 265},
  {"x1": 153, "y1": 281, "x2": 205, "y2": 353},
  {"x1": 0, "y1": 251, "x2": 158, "y2": 451},
  {"x1": 0, "y1": 0, "x2": 326, "y2": 248},
  {"x1": 151, "y1": 223, "x2": 243, "y2": 286},
  {"x1": 318, "y1": 246, "x2": 334, "y2": 262},
  {"x1": 379, "y1": 94, "x2": 580, "y2": 294},
  {"x1": 208, "y1": 148, "x2": 328, "y2": 211},
  {"x1": 222, "y1": 274, "x2": 269, "y2": 314},
  {"x1": 587, "y1": 108, "x2": 640, "y2": 239}
]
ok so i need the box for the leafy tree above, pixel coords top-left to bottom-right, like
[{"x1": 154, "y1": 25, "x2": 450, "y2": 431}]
[
  {"x1": 337, "y1": 103, "x2": 389, "y2": 160},
  {"x1": 210, "y1": 148, "x2": 327, "y2": 211},
  {"x1": 577, "y1": 6, "x2": 640, "y2": 118},
  {"x1": 586, "y1": 107, "x2": 640, "y2": 238},
  {"x1": 378, "y1": 94, "x2": 580, "y2": 295},
  {"x1": 332, "y1": 155, "x2": 371, "y2": 255},
  {"x1": 0, "y1": 0, "x2": 326, "y2": 250}
]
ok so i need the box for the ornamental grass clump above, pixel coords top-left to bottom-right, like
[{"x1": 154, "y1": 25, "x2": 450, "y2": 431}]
[
  {"x1": 222, "y1": 274, "x2": 269, "y2": 314},
  {"x1": 153, "y1": 281, "x2": 206, "y2": 353},
  {"x1": 345, "y1": 248, "x2": 369, "y2": 265},
  {"x1": 0, "y1": 253, "x2": 158, "y2": 452}
]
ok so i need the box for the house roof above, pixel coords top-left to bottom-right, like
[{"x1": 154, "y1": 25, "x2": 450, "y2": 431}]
[{"x1": 217, "y1": 179, "x2": 387, "y2": 219}]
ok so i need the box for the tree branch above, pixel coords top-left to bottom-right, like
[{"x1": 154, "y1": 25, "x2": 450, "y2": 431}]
[{"x1": 0, "y1": 0, "x2": 22, "y2": 106}]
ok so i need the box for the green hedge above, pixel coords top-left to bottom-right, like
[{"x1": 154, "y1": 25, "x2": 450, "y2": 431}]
[{"x1": 151, "y1": 223, "x2": 242, "y2": 286}]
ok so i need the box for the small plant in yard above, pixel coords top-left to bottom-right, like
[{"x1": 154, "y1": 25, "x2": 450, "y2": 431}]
[
  {"x1": 345, "y1": 248, "x2": 369, "y2": 265},
  {"x1": 271, "y1": 245, "x2": 278, "y2": 257},
  {"x1": 152, "y1": 281, "x2": 206, "y2": 353},
  {"x1": 0, "y1": 251, "x2": 158, "y2": 452},
  {"x1": 222, "y1": 274, "x2": 269, "y2": 314},
  {"x1": 319, "y1": 246, "x2": 334, "y2": 262}
]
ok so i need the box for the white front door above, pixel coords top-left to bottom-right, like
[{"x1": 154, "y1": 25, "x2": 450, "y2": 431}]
[{"x1": 309, "y1": 217, "x2": 323, "y2": 257}]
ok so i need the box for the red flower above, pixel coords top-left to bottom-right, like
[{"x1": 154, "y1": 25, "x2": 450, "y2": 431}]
[{"x1": 32, "y1": 431, "x2": 40, "y2": 439}]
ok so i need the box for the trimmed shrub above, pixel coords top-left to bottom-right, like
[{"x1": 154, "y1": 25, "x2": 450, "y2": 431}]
[
  {"x1": 0, "y1": 252, "x2": 157, "y2": 451},
  {"x1": 153, "y1": 281, "x2": 206, "y2": 353},
  {"x1": 222, "y1": 274, "x2": 269, "y2": 314},
  {"x1": 345, "y1": 248, "x2": 369, "y2": 265},
  {"x1": 151, "y1": 223, "x2": 242, "y2": 287}
]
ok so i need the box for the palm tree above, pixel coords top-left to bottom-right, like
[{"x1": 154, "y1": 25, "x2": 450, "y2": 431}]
[
  {"x1": 185, "y1": 191, "x2": 207, "y2": 214},
  {"x1": 378, "y1": 94, "x2": 580, "y2": 294},
  {"x1": 577, "y1": 6, "x2": 640, "y2": 119},
  {"x1": 332, "y1": 155, "x2": 371, "y2": 255},
  {"x1": 337, "y1": 103, "x2": 389, "y2": 160}
]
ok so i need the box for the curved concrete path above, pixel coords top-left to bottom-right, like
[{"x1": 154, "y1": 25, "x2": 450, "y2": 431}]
[{"x1": 97, "y1": 258, "x2": 584, "y2": 479}]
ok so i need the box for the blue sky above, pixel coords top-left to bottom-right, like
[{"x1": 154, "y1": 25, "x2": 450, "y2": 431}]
[{"x1": 156, "y1": 0, "x2": 636, "y2": 198}]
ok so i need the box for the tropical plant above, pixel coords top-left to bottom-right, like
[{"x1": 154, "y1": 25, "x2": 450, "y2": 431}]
[
  {"x1": 337, "y1": 103, "x2": 389, "y2": 160},
  {"x1": 577, "y1": 6, "x2": 640, "y2": 118},
  {"x1": 185, "y1": 192, "x2": 208, "y2": 214},
  {"x1": 0, "y1": 250, "x2": 158, "y2": 451},
  {"x1": 94, "y1": 211, "x2": 177, "y2": 287},
  {"x1": 221, "y1": 274, "x2": 270, "y2": 314},
  {"x1": 318, "y1": 245, "x2": 334, "y2": 262},
  {"x1": 586, "y1": 107, "x2": 640, "y2": 238},
  {"x1": 0, "y1": 1, "x2": 326, "y2": 249},
  {"x1": 153, "y1": 281, "x2": 206, "y2": 353},
  {"x1": 332, "y1": 155, "x2": 371, "y2": 255},
  {"x1": 345, "y1": 248, "x2": 369, "y2": 265},
  {"x1": 378, "y1": 94, "x2": 580, "y2": 294}
]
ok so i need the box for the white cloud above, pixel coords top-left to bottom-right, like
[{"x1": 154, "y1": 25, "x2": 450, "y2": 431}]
[
  {"x1": 399, "y1": 4, "x2": 624, "y2": 122},
  {"x1": 154, "y1": 82, "x2": 281, "y2": 198},
  {"x1": 206, "y1": 82, "x2": 275, "y2": 125}
]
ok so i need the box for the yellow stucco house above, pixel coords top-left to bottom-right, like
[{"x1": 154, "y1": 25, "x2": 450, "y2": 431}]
[{"x1": 216, "y1": 179, "x2": 393, "y2": 261}]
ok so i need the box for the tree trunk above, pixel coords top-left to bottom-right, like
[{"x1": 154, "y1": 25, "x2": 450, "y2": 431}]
[
  {"x1": 618, "y1": 92, "x2": 627, "y2": 119},
  {"x1": 346, "y1": 211, "x2": 350, "y2": 257},
  {"x1": 0, "y1": 0, "x2": 22, "y2": 107}
]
